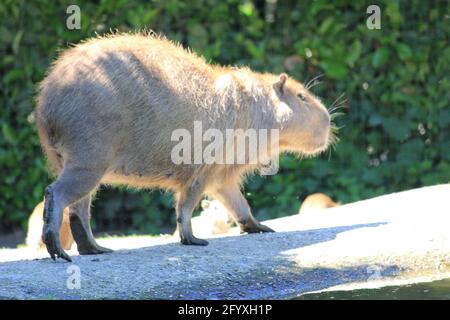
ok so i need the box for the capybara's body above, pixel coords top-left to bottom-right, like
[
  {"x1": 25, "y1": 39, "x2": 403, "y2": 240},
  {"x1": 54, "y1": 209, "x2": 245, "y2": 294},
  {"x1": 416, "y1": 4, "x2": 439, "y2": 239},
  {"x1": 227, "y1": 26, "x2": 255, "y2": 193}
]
[
  {"x1": 35, "y1": 33, "x2": 332, "y2": 261},
  {"x1": 299, "y1": 193, "x2": 340, "y2": 214},
  {"x1": 26, "y1": 201, "x2": 73, "y2": 251}
]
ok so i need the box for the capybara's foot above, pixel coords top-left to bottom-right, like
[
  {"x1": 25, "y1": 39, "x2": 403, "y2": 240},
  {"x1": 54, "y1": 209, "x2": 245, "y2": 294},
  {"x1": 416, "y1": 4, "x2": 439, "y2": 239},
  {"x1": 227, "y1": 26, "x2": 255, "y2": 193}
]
[
  {"x1": 43, "y1": 229, "x2": 72, "y2": 262},
  {"x1": 78, "y1": 243, "x2": 113, "y2": 255},
  {"x1": 241, "y1": 220, "x2": 275, "y2": 234},
  {"x1": 180, "y1": 235, "x2": 209, "y2": 246},
  {"x1": 69, "y1": 203, "x2": 113, "y2": 255}
]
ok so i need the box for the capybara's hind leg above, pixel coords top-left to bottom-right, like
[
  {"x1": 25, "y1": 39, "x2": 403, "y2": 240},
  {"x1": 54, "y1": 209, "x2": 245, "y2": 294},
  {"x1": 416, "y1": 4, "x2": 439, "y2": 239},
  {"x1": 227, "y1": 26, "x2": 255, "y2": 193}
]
[
  {"x1": 176, "y1": 179, "x2": 208, "y2": 246},
  {"x1": 69, "y1": 195, "x2": 113, "y2": 255},
  {"x1": 211, "y1": 187, "x2": 274, "y2": 234},
  {"x1": 43, "y1": 165, "x2": 104, "y2": 261}
]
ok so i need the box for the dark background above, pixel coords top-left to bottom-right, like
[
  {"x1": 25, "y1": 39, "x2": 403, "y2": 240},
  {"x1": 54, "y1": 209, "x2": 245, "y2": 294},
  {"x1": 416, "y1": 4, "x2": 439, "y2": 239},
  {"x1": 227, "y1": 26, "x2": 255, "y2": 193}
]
[{"x1": 0, "y1": 0, "x2": 449, "y2": 239}]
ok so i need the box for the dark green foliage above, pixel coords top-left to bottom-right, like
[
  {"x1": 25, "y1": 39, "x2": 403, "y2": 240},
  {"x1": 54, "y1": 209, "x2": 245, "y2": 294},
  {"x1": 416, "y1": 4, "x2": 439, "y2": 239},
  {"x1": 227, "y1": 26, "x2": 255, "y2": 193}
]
[{"x1": 0, "y1": 0, "x2": 448, "y2": 233}]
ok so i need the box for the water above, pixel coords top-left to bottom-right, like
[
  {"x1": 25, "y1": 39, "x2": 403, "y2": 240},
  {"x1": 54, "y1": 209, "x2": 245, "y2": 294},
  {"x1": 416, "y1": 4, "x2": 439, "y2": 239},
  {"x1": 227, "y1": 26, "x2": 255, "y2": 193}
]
[{"x1": 296, "y1": 278, "x2": 450, "y2": 300}]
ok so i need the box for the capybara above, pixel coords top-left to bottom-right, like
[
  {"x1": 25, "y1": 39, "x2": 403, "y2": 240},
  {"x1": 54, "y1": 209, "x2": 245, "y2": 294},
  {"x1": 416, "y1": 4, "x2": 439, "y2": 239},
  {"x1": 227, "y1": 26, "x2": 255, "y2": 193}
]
[
  {"x1": 26, "y1": 201, "x2": 73, "y2": 251},
  {"x1": 298, "y1": 193, "x2": 340, "y2": 214},
  {"x1": 35, "y1": 33, "x2": 333, "y2": 261}
]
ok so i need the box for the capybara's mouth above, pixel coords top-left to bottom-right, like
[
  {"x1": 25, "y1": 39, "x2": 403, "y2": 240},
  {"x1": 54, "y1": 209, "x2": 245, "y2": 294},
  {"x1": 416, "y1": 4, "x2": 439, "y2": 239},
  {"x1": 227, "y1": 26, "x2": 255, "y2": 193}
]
[{"x1": 303, "y1": 121, "x2": 336, "y2": 157}]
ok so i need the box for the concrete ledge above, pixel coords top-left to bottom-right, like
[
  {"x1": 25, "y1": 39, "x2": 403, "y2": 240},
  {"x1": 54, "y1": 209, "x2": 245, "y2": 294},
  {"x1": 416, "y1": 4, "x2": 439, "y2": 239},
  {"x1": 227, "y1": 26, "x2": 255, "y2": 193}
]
[{"x1": 0, "y1": 184, "x2": 449, "y2": 299}]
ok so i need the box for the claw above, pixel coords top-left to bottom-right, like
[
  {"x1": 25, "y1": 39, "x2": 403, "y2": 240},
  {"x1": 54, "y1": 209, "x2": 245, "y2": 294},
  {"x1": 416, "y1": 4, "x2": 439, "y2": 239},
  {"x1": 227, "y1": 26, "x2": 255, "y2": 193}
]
[
  {"x1": 78, "y1": 245, "x2": 113, "y2": 255},
  {"x1": 256, "y1": 223, "x2": 275, "y2": 233},
  {"x1": 242, "y1": 221, "x2": 275, "y2": 234},
  {"x1": 59, "y1": 251, "x2": 72, "y2": 262},
  {"x1": 180, "y1": 236, "x2": 209, "y2": 246},
  {"x1": 43, "y1": 229, "x2": 72, "y2": 262}
]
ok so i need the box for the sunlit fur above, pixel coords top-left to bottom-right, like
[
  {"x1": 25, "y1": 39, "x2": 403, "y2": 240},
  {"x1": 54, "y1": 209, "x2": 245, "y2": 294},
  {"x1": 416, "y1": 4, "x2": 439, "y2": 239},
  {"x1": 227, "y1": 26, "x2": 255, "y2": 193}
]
[{"x1": 35, "y1": 31, "x2": 336, "y2": 252}]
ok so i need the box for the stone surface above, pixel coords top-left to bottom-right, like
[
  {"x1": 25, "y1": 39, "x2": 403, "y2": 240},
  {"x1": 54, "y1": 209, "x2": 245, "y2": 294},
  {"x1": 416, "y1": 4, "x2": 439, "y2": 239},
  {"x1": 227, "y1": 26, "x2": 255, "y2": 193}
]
[{"x1": 0, "y1": 184, "x2": 449, "y2": 299}]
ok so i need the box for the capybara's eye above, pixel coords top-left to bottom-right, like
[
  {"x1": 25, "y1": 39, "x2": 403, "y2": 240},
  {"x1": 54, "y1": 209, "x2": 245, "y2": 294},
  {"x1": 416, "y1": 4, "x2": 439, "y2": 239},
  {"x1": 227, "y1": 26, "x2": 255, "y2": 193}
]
[{"x1": 297, "y1": 93, "x2": 307, "y2": 101}]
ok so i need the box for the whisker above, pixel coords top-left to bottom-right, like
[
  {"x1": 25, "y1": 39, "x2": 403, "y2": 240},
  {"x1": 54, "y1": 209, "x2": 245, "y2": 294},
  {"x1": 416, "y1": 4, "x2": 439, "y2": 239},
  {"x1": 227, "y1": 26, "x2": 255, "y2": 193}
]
[
  {"x1": 305, "y1": 73, "x2": 324, "y2": 90},
  {"x1": 305, "y1": 76, "x2": 317, "y2": 90},
  {"x1": 328, "y1": 92, "x2": 346, "y2": 110},
  {"x1": 330, "y1": 112, "x2": 345, "y2": 121},
  {"x1": 308, "y1": 80, "x2": 322, "y2": 90},
  {"x1": 329, "y1": 104, "x2": 346, "y2": 114},
  {"x1": 335, "y1": 98, "x2": 348, "y2": 107},
  {"x1": 328, "y1": 98, "x2": 348, "y2": 114},
  {"x1": 336, "y1": 98, "x2": 348, "y2": 106}
]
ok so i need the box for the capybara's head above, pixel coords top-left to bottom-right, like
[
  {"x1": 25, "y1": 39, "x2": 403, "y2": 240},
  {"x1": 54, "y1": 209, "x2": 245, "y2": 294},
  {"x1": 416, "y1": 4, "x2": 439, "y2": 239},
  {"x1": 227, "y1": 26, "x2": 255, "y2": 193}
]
[{"x1": 271, "y1": 73, "x2": 333, "y2": 156}]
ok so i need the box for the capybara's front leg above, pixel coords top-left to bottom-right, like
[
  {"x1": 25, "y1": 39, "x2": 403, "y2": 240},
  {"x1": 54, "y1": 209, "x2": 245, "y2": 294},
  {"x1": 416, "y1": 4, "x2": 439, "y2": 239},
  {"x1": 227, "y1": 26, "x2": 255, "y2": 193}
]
[
  {"x1": 211, "y1": 187, "x2": 274, "y2": 234},
  {"x1": 69, "y1": 195, "x2": 113, "y2": 255},
  {"x1": 176, "y1": 179, "x2": 208, "y2": 246}
]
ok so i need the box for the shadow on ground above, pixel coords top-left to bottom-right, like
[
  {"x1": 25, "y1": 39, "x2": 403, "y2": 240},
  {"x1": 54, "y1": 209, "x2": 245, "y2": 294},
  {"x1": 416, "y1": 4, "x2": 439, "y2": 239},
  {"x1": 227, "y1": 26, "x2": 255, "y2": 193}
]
[{"x1": 0, "y1": 222, "x2": 395, "y2": 299}]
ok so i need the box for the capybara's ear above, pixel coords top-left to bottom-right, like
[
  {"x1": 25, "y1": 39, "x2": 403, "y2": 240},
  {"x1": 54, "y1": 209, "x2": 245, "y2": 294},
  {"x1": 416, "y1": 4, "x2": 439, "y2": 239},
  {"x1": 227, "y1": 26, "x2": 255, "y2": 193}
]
[{"x1": 273, "y1": 73, "x2": 288, "y2": 95}]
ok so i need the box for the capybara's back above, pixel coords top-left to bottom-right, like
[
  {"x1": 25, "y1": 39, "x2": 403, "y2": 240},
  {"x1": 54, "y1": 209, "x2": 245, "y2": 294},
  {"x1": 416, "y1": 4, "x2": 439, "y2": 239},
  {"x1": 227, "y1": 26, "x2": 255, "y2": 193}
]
[{"x1": 36, "y1": 34, "x2": 214, "y2": 183}]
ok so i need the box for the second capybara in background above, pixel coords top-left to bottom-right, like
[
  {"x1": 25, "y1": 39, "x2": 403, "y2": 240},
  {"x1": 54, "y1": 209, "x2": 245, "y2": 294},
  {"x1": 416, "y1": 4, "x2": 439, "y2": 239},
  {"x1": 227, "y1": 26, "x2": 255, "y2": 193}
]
[
  {"x1": 197, "y1": 199, "x2": 233, "y2": 235},
  {"x1": 26, "y1": 201, "x2": 73, "y2": 251},
  {"x1": 173, "y1": 199, "x2": 233, "y2": 238},
  {"x1": 298, "y1": 193, "x2": 340, "y2": 214}
]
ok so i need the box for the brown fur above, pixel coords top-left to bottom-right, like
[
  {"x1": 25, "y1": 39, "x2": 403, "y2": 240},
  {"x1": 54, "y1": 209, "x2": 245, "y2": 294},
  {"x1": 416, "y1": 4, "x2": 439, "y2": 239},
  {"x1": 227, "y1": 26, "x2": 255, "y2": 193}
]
[
  {"x1": 26, "y1": 201, "x2": 73, "y2": 250},
  {"x1": 298, "y1": 193, "x2": 340, "y2": 214},
  {"x1": 35, "y1": 33, "x2": 332, "y2": 260}
]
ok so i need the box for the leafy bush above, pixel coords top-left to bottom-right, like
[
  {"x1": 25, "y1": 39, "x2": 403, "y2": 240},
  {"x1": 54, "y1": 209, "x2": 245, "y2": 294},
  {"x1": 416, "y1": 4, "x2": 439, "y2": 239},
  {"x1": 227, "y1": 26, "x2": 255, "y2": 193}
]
[{"x1": 1, "y1": 0, "x2": 448, "y2": 233}]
